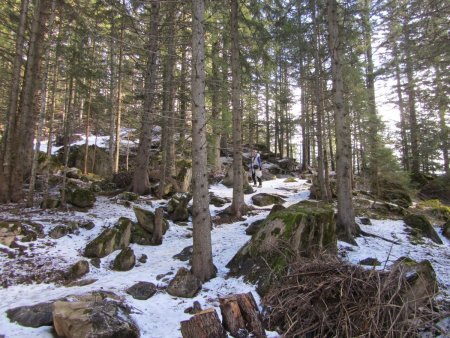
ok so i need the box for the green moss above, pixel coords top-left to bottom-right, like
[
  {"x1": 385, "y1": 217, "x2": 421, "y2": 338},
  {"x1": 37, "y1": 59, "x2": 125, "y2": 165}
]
[
  {"x1": 283, "y1": 177, "x2": 297, "y2": 183},
  {"x1": 271, "y1": 227, "x2": 281, "y2": 236}
]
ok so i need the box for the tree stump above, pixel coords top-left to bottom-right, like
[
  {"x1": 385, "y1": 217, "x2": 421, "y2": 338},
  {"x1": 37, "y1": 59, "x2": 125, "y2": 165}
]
[
  {"x1": 180, "y1": 308, "x2": 226, "y2": 338},
  {"x1": 219, "y1": 293, "x2": 266, "y2": 338},
  {"x1": 152, "y1": 207, "x2": 163, "y2": 245}
]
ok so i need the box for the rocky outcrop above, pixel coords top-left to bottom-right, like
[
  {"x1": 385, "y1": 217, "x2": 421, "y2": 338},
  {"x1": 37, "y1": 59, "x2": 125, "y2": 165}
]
[
  {"x1": 419, "y1": 175, "x2": 450, "y2": 205},
  {"x1": 84, "y1": 217, "x2": 132, "y2": 258},
  {"x1": 49, "y1": 225, "x2": 69, "y2": 239},
  {"x1": 66, "y1": 260, "x2": 90, "y2": 280},
  {"x1": 40, "y1": 197, "x2": 60, "y2": 209},
  {"x1": 404, "y1": 214, "x2": 443, "y2": 244},
  {"x1": 167, "y1": 193, "x2": 191, "y2": 222},
  {"x1": 126, "y1": 282, "x2": 157, "y2": 300},
  {"x1": 53, "y1": 292, "x2": 139, "y2": 338},
  {"x1": 227, "y1": 200, "x2": 336, "y2": 295},
  {"x1": 173, "y1": 245, "x2": 193, "y2": 262},
  {"x1": 111, "y1": 247, "x2": 136, "y2": 271},
  {"x1": 251, "y1": 193, "x2": 285, "y2": 207},
  {"x1": 167, "y1": 267, "x2": 202, "y2": 298}
]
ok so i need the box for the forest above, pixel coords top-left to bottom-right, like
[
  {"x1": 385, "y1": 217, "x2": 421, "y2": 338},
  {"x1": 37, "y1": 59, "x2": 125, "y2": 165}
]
[{"x1": 0, "y1": 0, "x2": 449, "y2": 337}]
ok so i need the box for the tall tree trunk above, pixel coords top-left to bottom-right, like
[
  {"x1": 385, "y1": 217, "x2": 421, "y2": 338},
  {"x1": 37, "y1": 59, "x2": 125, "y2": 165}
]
[
  {"x1": 10, "y1": 0, "x2": 49, "y2": 202},
  {"x1": 191, "y1": 0, "x2": 215, "y2": 282},
  {"x1": 265, "y1": 80, "x2": 270, "y2": 151},
  {"x1": 114, "y1": 6, "x2": 125, "y2": 174},
  {"x1": 131, "y1": 3, "x2": 160, "y2": 195},
  {"x1": 84, "y1": 36, "x2": 96, "y2": 175},
  {"x1": 403, "y1": 21, "x2": 420, "y2": 175},
  {"x1": 0, "y1": 0, "x2": 30, "y2": 202},
  {"x1": 312, "y1": 0, "x2": 329, "y2": 202},
  {"x1": 392, "y1": 41, "x2": 410, "y2": 171},
  {"x1": 179, "y1": 46, "x2": 188, "y2": 151},
  {"x1": 27, "y1": 0, "x2": 56, "y2": 207},
  {"x1": 209, "y1": 40, "x2": 221, "y2": 172},
  {"x1": 109, "y1": 14, "x2": 116, "y2": 174},
  {"x1": 328, "y1": 0, "x2": 357, "y2": 243},
  {"x1": 230, "y1": 0, "x2": 246, "y2": 217},
  {"x1": 159, "y1": 4, "x2": 177, "y2": 198},
  {"x1": 435, "y1": 63, "x2": 449, "y2": 175}
]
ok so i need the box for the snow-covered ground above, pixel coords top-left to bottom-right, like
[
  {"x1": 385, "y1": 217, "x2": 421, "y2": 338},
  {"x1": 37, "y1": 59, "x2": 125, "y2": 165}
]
[{"x1": 0, "y1": 178, "x2": 449, "y2": 337}]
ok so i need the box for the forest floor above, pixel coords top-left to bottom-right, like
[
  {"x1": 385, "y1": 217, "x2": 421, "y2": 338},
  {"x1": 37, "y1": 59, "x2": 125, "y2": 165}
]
[{"x1": 0, "y1": 177, "x2": 449, "y2": 337}]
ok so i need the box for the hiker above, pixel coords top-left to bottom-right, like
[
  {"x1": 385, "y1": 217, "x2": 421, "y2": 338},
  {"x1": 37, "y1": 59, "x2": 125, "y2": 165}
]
[{"x1": 250, "y1": 149, "x2": 262, "y2": 187}]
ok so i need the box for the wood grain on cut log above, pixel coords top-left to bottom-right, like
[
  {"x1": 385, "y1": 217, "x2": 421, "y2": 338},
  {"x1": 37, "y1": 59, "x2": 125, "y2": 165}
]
[
  {"x1": 180, "y1": 308, "x2": 226, "y2": 338},
  {"x1": 153, "y1": 207, "x2": 163, "y2": 245},
  {"x1": 219, "y1": 293, "x2": 267, "y2": 338}
]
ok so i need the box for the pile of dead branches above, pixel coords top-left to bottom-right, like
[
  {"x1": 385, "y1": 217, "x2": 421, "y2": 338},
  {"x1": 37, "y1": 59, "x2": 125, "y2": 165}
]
[{"x1": 263, "y1": 254, "x2": 441, "y2": 338}]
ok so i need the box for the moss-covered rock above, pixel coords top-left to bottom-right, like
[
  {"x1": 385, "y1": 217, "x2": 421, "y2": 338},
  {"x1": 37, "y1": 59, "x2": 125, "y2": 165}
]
[
  {"x1": 121, "y1": 192, "x2": 139, "y2": 202},
  {"x1": 167, "y1": 193, "x2": 191, "y2": 222},
  {"x1": 65, "y1": 186, "x2": 96, "y2": 208},
  {"x1": 283, "y1": 177, "x2": 297, "y2": 183},
  {"x1": 177, "y1": 160, "x2": 192, "y2": 193},
  {"x1": 111, "y1": 247, "x2": 135, "y2": 271},
  {"x1": 0, "y1": 221, "x2": 22, "y2": 247},
  {"x1": 49, "y1": 225, "x2": 69, "y2": 239},
  {"x1": 167, "y1": 267, "x2": 202, "y2": 298},
  {"x1": 84, "y1": 218, "x2": 132, "y2": 258},
  {"x1": 404, "y1": 214, "x2": 443, "y2": 244},
  {"x1": 227, "y1": 200, "x2": 336, "y2": 295},
  {"x1": 133, "y1": 206, "x2": 168, "y2": 234},
  {"x1": 66, "y1": 260, "x2": 90, "y2": 280},
  {"x1": 130, "y1": 223, "x2": 153, "y2": 245}
]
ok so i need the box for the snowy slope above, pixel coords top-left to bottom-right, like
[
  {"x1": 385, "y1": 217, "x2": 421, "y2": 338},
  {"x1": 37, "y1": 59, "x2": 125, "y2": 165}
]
[{"x1": 0, "y1": 178, "x2": 449, "y2": 338}]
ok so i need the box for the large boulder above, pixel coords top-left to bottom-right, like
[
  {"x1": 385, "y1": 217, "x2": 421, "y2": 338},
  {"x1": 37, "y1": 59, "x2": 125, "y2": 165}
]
[
  {"x1": 126, "y1": 282, "x2": 157, "y2": 300},
  {"x1": 227, "y1": 200, "x2": 336, "y2": 295},
  {"x1": 222, "y1": 165, "x2": 253, "y2": 194},
  {"x1": 84, "y1": 217, "x2": 132, "y2": 258},
  {"x1": 53, "y1": 293, "x2": 139, "y2": 338},
  {"x1": 66, "y1": 260, "x2": 90, "y2": 281},
  {"x1": 65, "y1": 186, "x2": 96, "y2": 208},
  {"x1": 0, "y1": 221, "x2": 22, "y2": 247},
  {"x1": 73, "y1": 145, "x2": 112, "y2": 177},
  {"x1": 251, "y1": 193, "x2": 285, "y2": 207},
  {"x1": 167, "y1": 267, "x2": 202, "y2": 298},
  {"x1": 7, "y1": 302, "x2": 54, "y2": 328},
  {"x1": 404, "y1": 214, "x2": 443, "y2": 244},
  {"x1": 167, "y1": 193, "x2": 191, "y2": 222},
  {"x1": 133, "y1": 206, "x2": 168, "y2": 235},
  {"x1": 392, "y1": 257, "x2": 438, "y2": 309},
  {"x1": 111, "y1": 247, "x2": 136, "y2": 271}
]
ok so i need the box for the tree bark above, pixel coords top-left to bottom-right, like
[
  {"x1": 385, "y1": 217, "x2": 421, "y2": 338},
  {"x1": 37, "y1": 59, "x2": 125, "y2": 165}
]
[
  {"x1": 180, "y1": 308, "x2": 226, "y2": 338},
  {"x1": 131, "y1": 3, "x2": 160, "y2": 195},
  {"x1": 230, "y1": 0, "x2": 246, "y2": 217},
  {"x1": 328, "y1": 0, "x2": 358, "y2": 243},
  {"x1": 191, "y1": 0, "x2": 215, "y2": 282}
]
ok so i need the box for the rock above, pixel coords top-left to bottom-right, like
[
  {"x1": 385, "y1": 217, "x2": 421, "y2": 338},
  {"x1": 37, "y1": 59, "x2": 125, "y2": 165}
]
[
  {"x1": 358, "y1": 217, "x2": 372, "y2": 225},
  {"x1": 84, "y1": 217, "x2": 132, "y2": 258},
  {"x1": 404, "y1": 214, "x2": 443, "y2": 244},
  {"x1": 177, "y1": 160, "x2": 192, "y2": 193},
  {"x1": 66, "y1": 167, "x2": 82, "y2": 179},
  {"x1": 65, "y1": 186, "x2": 96, "y2": 208},
  {"x1": 111, "y1": 247, "x2": 136, "y2": 271},
  {"x1": 131, "y1": 223, "x2": 153, "y2": 245},
  {"x1": 91, "y1": 258, "x2": 101, "y2": 268},
  {"x1": 138, "y1": 254, "x2": 148, "y2": 263},
  {"x1": 121, "y1": 192, "x2": 139, "y2": 201},
  {"x1": 227, "y1": 200, "x2": 336, "y2": 295},
  {"x1": 167, "y1": 193, "x2": 192, "y2": 222},
  {"x1": 167, "y1": 267, "x2": 202, "y2": 298},
  {"x1": 283, "y1": 177, "x2": 297, "y2": 183},
  {"x1": 222, "y1": 165, "x2": 253, "y2": 194},
  {"x1": 80, "y1": 221, "x2": 95, "y2": 230},
  {"x1": 173, "y1": 245, "x2": 193, "y2": 262},
  {"x1": 359, "y1": 258, "x2": 381, "y2": 266},
  {"x1": 251, "y1": 193, "x2": 285, "y2": 207},
  {"x1": 40, "y1": 197, "x2": 60, "y2": 209},
  {"x1": 269, "y1": 204, "x2": 286, "y2": 216},
  {"x1": 133, "y1": 206, "x2": 168, "y2": 235},
  {"x1": 7, "y1": 302, "x2": 53, "y2": 328},
  {"x1": 209, "y1": 193, "x2": 229, "y2": 207},
  {"x1": 443, "y1": 221, "x2": 450, "y2": 240},
  {"x1": 73, "y1": 145, "x2": 112, "y2": 177},
  {"x1": 184, "y1": 301, "x2": 203, "y2": 315},
  {"x1": 66, "y1": 260, "x2": 90, "y2": 280},
  {"x1": 419, "y1": 175, "x2": 450, "y2": 205},
  {"x1": 49, "y1": 225, "x2": 69, "y2": 239},
  {"x1": 392, "y1": 257, "x2": 438, "y2": 309},
  {"x1": 126, "y1": 282, "x2": 157, "y2": 300},
  {"x1": 53, "y1": 294, "x2": 139, "y2": 338},
  {"x1": 0, "y1": 221, "x2": 21, "y2": 247},
  {"x1": 66, "y1": 278, "x2": 97, "y2": 287},
  {"x1": 245, "y1": 220, "x2": 264, "y2": 236}
]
